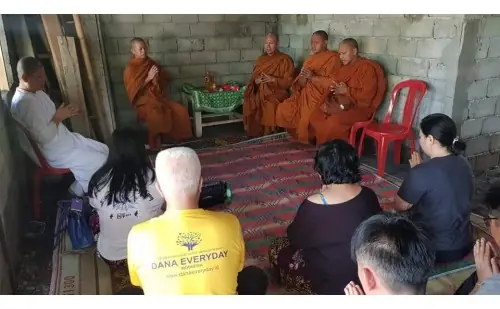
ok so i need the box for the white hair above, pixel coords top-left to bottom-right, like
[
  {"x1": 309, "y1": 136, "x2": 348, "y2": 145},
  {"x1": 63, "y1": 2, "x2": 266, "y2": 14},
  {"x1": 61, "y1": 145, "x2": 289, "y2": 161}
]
[{"x1": 155, "y1": 147, "x2": 201, "y2": 197}]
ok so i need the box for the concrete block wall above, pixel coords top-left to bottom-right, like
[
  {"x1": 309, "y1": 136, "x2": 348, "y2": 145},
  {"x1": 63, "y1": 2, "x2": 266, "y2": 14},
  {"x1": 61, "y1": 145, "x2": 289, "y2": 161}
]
[
  {"x1": 462, "y1": 16, "x2": 500, "y2": 161},
  {"x1": 99, "y1": 14, "x2": 278, "y2": 126},
  {"x1": 277, "y1": 14, "x2": 466, "y2": 129}
]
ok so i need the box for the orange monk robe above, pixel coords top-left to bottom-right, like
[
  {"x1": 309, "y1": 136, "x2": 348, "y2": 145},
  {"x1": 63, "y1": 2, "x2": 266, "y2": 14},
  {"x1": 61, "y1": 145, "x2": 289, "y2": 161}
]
[
  {"x1": 123, "y1": 57, "x2": 192, "y2": 141},
  {"x1": 275, "y1": 50, "x2": 342, "y2": 144},
  {"x1": 309, "y1": 57, "x2": 387, "y2": 146},
  {"x1": 243, "y1": 52, "x2": 295, "y2": 137}
]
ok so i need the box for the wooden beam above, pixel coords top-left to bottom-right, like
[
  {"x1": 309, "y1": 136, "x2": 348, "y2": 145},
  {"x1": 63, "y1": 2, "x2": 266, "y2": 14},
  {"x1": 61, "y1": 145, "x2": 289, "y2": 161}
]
[
  {"x1": 0, "y1": 43, "x2": 8, "y2": 91},
  {"x1": 78, "y1": 15, "x2": 116, "y2": 142},
  {"x1": 73, "y1": 14, "x2": 109, "y2": 142},
  {"x1": 40, "y1": 15, "x2": 64, "y2": 96},
  {"x1": 7, "y1": 15, "x2": 34, "y2": 58},
  {"x1": 0, "y1": 15, "x2": 14, "y2": 89},
  {"x1": 57, "y1": 36, "x2": 91, "y2": 137}
]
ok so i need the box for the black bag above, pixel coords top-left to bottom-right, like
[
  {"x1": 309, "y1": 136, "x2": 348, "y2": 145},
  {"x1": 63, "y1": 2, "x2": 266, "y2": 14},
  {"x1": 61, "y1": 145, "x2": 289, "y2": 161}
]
[{"x1": 199, "y1": 181, "x2": 232, "y2": 209}]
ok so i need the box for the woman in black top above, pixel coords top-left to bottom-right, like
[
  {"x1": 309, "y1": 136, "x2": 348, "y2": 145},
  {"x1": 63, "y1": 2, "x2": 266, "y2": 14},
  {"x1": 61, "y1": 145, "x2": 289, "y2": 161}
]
[
  {"x1": 268, "y1": 139, "x2": 381, "y2": 295},
  {"x1": 393, "y1": 113, "x2": 473, "y2": 263}
]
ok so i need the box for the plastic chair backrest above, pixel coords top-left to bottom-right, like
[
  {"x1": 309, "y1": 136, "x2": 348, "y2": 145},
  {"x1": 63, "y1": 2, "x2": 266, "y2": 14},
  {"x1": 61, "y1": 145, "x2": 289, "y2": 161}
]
[
  {"x1": 16, "y1": 121, "x2": 52, "y2": 169},
  {"x1": 383, "y1": 79, "x2": 427, "y2": 130}
]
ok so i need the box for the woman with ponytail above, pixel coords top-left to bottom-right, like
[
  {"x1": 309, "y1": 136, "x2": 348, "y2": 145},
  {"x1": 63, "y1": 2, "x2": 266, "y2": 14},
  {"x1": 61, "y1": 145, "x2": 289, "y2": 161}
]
[{"x1": 391, "y1": 113, "x2": 474, "y2": 264}]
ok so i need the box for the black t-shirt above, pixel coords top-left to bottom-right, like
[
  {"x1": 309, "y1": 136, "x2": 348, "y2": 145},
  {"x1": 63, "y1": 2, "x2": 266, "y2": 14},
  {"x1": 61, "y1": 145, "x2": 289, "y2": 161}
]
[{"x1": 397, "y1": 155, "x2": 473, "y2": 252}]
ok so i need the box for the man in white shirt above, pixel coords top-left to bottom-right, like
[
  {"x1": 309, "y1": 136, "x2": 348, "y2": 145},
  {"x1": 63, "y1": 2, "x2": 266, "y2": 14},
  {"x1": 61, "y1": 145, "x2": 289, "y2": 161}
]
[{"x1": 10, "y1": 56, "x2": 109, "y2": 196}]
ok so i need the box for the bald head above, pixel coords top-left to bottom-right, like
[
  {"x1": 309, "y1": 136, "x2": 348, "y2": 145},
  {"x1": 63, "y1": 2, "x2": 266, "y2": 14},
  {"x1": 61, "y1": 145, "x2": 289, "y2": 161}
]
[
  {"x1": 17, "y1": 56, "x2": 43, "y2": 80},
  {"x1": 341, "y1": 38, "x2": 359, "y2": 50},
  {"x1": 339, "y1": 38, "x2": 359, "y2": 65},
  {"x1": 130, "y1": 37, "x2": 148, "y2": 59},
  {"x1": 155, "y1": 147, "x2": 202, "y2": 206},
  {"x1": 311, "y1": 30, "x2": 329, "y2": 55},
  {"x1": 264, "y1": 33, "x2": 279, "y2": 55},
  {"x1": 313, "y1": 30, "x2": 328, "y2": 41},
  {"x1": 17, "y1": 56, "x2": 46, "y2": 91}
]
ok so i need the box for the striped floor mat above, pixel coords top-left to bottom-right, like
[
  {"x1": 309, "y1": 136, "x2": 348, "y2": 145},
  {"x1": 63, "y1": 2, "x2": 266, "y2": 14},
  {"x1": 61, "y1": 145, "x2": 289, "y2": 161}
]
[{"x1": 49, "y1": 133, "x2": 482, "y2": 295}]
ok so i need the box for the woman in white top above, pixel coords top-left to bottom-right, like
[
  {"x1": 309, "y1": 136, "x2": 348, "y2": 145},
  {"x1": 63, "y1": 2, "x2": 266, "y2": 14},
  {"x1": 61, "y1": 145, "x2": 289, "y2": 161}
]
[{"x1": 88, "y1": 127, "x2": 164, "y2": 271}]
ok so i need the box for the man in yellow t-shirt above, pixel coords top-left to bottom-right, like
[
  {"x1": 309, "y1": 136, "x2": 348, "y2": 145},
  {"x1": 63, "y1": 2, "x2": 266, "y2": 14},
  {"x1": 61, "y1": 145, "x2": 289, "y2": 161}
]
[{"x1": 127, "y1": 147, "x2": 246, "y2": 294}]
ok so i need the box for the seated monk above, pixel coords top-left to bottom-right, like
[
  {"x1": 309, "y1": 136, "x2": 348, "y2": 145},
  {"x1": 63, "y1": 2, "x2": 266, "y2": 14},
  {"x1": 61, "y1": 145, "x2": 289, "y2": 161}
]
[
  {"x1": 275, "y1": 30, "x2": 342, "y2": 144},
  {"x1": 243, "y1": 33, "x2": 295, "y2": 137},
  {"x1": 123, "y1": 38, "x2": 192, "y2": 149},
  {"x1": 309, "y1": 38, "x2": 387, "y2": 145}
]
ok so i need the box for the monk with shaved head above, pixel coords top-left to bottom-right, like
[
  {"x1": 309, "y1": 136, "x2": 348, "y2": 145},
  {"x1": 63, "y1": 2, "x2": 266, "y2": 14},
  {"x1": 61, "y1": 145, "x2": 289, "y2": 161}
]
[
  {"x1": 243, "y1": 33, "x2": 295, "y2": 137},
  {"x1": 275, "y1": 30, "x2": 342, "y2": 144},
  {"x1": 309, "y1": 38, "x2": 387, "y2": 145},
  {"x1": 127, "y1": 148, "x2": 268, "y2": 294},
  {"x1": 123, "y1": 38, "x2": 192, "y2": 150}
]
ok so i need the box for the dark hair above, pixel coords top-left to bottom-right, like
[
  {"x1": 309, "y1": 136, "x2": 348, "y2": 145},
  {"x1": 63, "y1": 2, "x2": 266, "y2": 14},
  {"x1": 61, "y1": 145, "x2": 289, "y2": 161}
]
[
  {"x1": 236, "y1": 266, "x2": 269, "y2": 295},
  {"x1": 341, "y1": 37, "x2": 359, "y2": 50},
  {"x1": 485, "y1": 181, "x2": 500, "y2": 211},
  {"x1": 313, "y1": 30, "x2": 328, "y2": 41},
  {"x1": 420, "y1": 113, "x2": 466, "y2": 155},
  {"x1": 314, "y1": 139, "x2": 361, "y2": 185},
  {"x1": 351, "y1": 213, "x2": 435, "y2": 295},
  {"x1": 88, "y1": 127, "x2": 155, "y2": 206}
]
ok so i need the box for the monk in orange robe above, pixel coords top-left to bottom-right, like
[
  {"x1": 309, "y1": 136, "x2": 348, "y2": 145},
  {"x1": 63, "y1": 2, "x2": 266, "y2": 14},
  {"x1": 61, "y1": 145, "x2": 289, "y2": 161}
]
[
  {"x1": 123, "y1": 38, "x2": 192, "y2": 148},
  {"x1": 309, "y1": 38, "x2": 387, "y2": 146},
  {"x1": 243, "y1": 33, "x2": 295, "y2": 137},
  {"x1": 275, "y1": 30, "x2": 342, "y2": 144}
]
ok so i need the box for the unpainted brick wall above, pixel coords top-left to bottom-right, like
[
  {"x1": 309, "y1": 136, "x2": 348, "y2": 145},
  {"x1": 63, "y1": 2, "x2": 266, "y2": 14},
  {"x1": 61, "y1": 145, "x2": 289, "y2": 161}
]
[
  {"x1": 99, "y1": 14, "x2": 278, "y2": 126},
  {"x1": 462, "y1": 16, "x2": 500, "y2": 157},
  {"x1": 277, "y1": 14, "x2": 466, "y2": 131}
]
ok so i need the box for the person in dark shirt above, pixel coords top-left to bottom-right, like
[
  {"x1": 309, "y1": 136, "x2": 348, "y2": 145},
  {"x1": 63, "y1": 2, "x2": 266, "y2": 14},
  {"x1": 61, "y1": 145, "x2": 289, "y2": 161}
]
[
  {"x1": 392, "y1": 113, "x2": 473, "y2": 263},
  {"x1": 268, "y1": 139, "x2": 381, "y2": 295},
  {"x1": 345, "y1": 213, "x2": 435, "y2": 295}
]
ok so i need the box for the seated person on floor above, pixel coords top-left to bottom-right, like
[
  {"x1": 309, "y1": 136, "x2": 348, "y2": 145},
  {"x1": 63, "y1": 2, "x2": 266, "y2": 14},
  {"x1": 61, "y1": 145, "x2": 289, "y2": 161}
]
[
  {"x1": 345, "y1": 213, "x2": 435, "y2": 295},
  {"x1": 275, "y1": 30, "x2": 342, "y2": 144},
  {"x1": 268, "y1": 139, "x2": 381, "y2": 295},
  {"x1": 309, "y1": 38, "x2": 387, "y2": 145},
  {"x1": 127, "y1": 147, "x2": 268, "y2": 294},
  {"x1": 10, "y1": 56, "x2": 108, "y2": 197},
  {"x1": 243, "y1": 33, "x2": 295, "y2": 138},
  {"x1": 87, "y1": 127, "x2": 164, "y2": 278},
  {"x1": 455, "y1": 182, "x2": 500, "y2": 295},
  {"x1": 123, "y1": 37, "x2": 193, "y2": 150},
  {"x1": 391, "y1": 113, "x2": 473, "y2": 264}
]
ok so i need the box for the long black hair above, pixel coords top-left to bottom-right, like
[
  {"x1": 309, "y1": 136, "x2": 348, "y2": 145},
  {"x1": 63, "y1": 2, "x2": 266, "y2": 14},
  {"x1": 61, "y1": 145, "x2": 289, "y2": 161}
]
[
  {"x1": 420, "y1": 113, "x2": 466, "y2": 155},
  {"x1": 88, "y1": 127, "x2": 155, "y2": 206}
]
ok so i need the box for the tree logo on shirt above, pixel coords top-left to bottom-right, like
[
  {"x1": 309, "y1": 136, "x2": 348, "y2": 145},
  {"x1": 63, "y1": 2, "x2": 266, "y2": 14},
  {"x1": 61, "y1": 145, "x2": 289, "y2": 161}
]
[{"x1": 176, "y1": 232, "x2": 202, "y2": 251}]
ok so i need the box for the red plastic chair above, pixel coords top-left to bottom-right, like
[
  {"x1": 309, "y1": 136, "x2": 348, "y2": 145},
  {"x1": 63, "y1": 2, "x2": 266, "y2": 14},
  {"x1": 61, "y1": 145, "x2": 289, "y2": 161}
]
[
  {"x1": 348, "y1": 112, "x2": 377, "y2": 148},
  {"x1": 357, "y1": 79, "x2": 428, "y2": 177},
  {"x1": 19, "y1": 125, "x2": 72, "y2": 220}
]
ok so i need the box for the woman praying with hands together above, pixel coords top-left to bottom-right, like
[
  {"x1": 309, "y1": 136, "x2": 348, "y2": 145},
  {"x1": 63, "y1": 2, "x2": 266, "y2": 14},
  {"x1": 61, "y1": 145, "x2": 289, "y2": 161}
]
[{"x1": 391, "y1": 113, "x2": 474, "y2": 264}]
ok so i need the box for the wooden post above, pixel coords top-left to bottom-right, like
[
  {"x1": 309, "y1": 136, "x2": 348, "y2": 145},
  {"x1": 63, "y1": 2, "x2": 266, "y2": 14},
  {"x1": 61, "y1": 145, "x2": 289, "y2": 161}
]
[
  {"x1": 73, "y1": 14, "x2": 109, "y2": 142},
  {"x1": 40, "y1": 15, "x2": 65, "y2": 96},
  {"x1": 0, "y1": 44, "x2": 9, "y2": 91},
  {"x1": 57, "y1": 36, "x2": 91, "y2": 137}
]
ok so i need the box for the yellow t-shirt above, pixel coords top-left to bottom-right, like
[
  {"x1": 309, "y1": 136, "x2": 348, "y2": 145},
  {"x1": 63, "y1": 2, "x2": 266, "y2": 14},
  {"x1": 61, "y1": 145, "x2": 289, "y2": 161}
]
[{"x1": 127, "y1": 208, "x2": 245, "y2": 295}]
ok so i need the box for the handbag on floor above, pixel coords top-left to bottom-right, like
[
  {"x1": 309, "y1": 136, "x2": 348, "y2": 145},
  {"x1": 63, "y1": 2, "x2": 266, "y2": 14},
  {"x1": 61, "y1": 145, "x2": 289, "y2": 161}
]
[
  {"x1": 199, "y1": 181, "x2": 232, "y2": 209},
  {"x1": 54, "y1": 198, "x2": 95, "y2": 251}
]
